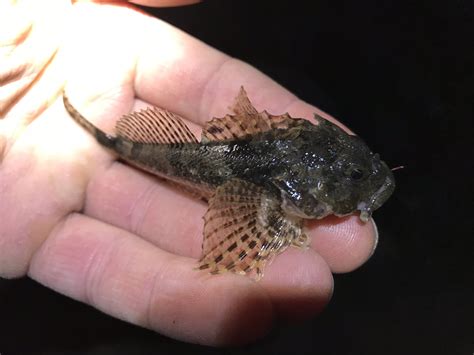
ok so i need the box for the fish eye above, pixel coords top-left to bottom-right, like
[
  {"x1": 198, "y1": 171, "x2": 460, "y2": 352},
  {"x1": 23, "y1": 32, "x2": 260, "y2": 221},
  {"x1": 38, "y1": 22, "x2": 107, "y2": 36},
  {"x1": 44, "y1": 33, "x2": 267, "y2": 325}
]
[{"x1": 349, "y1": 167, "x2": 365, "y2": 181}]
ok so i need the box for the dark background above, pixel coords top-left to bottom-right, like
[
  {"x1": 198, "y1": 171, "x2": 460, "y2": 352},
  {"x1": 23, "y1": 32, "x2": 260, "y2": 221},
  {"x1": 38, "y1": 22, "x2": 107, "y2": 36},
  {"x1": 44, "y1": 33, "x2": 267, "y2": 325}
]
[{"x1": 1, "y1": 1, "x2": 472, "y2": 354}]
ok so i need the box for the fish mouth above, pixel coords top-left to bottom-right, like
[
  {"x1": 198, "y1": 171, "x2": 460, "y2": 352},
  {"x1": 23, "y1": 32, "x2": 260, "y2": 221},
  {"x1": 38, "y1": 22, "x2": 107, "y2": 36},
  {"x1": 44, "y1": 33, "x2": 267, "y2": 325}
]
[
  {"x1": 280, "y1": 192, "x2": 333, "y2": 219},
  {"x1": 357, "y1": 175, "x2": 395, "y2": 222},
  {"x1": 358, "y1": 207, "x2": 371, "y2": 223}
]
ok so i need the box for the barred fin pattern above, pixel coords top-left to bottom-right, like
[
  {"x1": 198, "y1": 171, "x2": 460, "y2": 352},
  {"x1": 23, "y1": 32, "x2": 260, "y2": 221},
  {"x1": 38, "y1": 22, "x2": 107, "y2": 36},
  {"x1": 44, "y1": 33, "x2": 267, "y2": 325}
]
[
  {"x1": 197, "y1": 179, "x2": 306, "y2": 280},
  {"x1": 202, "y1": 87, "x2": 307, "y2": 142},
  {"x1": 116, "y1": 107, "x2": 198, "y2": 144}
]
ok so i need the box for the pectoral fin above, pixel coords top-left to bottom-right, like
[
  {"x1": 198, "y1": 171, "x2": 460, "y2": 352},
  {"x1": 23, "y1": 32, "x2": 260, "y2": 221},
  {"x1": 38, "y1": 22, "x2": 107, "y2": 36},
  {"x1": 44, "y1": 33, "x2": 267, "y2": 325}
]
[{"x1": 197, "y1": 179, "x2": 306, "y2": 280}]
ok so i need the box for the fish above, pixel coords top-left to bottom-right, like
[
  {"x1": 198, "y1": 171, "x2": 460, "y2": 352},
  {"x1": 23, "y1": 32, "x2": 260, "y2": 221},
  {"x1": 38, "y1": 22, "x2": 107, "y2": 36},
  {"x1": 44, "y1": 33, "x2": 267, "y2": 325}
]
[{"x1": 63, "y1": 87, "x2": 395, "y2": 279}]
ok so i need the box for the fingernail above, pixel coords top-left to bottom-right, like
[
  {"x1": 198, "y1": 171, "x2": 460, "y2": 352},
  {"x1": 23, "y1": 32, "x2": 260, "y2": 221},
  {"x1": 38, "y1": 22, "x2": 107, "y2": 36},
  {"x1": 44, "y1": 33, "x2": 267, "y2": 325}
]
[{"x1": 369, "y1": 218, "x2": 379, "y2": 257}]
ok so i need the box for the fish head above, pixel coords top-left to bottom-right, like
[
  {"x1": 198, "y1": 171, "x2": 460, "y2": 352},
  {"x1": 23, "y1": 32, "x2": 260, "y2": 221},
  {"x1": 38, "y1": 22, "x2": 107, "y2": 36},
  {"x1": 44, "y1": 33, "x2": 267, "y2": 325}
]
[
  {"x1": 311, "y1": 141, "x2": 396, "y2": 222},
  {"x1": 271, "y1": 116, "x2": 395, "y2": 222}
]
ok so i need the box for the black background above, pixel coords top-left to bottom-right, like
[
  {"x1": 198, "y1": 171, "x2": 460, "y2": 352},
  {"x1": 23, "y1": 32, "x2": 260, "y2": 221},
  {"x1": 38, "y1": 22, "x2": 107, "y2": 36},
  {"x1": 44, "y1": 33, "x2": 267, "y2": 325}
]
[{"x1": 1, "y1": 1, "x2": 472, "y2": 354}]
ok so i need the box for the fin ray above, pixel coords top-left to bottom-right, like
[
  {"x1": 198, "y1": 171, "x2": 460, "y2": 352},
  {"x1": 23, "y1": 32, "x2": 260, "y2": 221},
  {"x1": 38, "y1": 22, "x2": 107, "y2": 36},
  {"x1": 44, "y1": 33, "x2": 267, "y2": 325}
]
[
  {"x1": 230, "y1": 86, "x2": 258, "y2": 115},
  {"x1": 116, "y1": 107, "x2": 198, "y2": 144},
  {"x1": 202, "y1": 86, "x2": 308, "y2": 142},
  {"x1": 197, "y1": 179, "x2": 306, "y2": 279}
]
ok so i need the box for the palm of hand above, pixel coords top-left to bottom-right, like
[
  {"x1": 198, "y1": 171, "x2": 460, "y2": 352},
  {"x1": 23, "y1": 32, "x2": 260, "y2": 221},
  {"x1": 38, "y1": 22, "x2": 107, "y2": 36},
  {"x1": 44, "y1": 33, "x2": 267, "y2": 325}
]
[{"x1": 0, "y1": 1, "x2": 377, "y2": 345}]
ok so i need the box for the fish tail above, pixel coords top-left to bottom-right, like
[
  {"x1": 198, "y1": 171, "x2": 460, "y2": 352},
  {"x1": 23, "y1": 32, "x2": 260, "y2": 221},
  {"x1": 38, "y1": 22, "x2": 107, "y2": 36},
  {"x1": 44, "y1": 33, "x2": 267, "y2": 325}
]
[{"x1": 62, "y1": 93, "x2": 116, "y2": 149}]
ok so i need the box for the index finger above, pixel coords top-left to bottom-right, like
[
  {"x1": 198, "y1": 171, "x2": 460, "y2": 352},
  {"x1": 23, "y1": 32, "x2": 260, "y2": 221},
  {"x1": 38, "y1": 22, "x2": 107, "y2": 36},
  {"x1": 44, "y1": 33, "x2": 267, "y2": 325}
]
[{"x1": 132, "y1": 15, "x2": 349, "y2": 130}]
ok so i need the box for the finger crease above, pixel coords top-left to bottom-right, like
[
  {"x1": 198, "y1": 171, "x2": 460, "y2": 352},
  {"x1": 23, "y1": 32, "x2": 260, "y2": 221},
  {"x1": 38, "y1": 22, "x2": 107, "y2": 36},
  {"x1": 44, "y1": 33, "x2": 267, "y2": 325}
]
[
  {"x1": 145, "y1": 265, "x2": 162, "y2": 330},
  {"x1": 82, "y1": 224, "x2": 119, "y2": 306},
  {"x1": 129, "y1": 180, "x2": 160, "y2": 237},
  {"x1": 197, "y1": 56, "x2": 235, "y2": 122}
]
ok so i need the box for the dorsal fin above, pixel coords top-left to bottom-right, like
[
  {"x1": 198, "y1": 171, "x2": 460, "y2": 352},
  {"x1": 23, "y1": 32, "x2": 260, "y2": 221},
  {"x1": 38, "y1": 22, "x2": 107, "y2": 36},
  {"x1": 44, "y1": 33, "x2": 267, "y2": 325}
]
[
  {"x1": 230, "y1": 86, "x2": 258, "y2": 115},
  {"x1": 202, "y1": 110, "x2": 307, "y2": 142},
  {"x1": 116, "y1": 107, "x2": 198, "y2": 144},
  {"x1": 202, "y1": 86, "x2": 307, "y2": 142},
  {"x1": 202, "y1": 112, "x2": 270, "y2": 142},
  {"x1": 197, "y1": 179, "x2": 306, "y2": 279}
]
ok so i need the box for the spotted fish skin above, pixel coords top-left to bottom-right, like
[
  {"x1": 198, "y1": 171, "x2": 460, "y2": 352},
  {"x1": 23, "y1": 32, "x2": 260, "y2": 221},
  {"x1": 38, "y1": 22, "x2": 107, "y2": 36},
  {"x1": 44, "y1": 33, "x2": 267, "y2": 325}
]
[{"x1": 63, "y1": 87, "x2": 395, "y2": 279}]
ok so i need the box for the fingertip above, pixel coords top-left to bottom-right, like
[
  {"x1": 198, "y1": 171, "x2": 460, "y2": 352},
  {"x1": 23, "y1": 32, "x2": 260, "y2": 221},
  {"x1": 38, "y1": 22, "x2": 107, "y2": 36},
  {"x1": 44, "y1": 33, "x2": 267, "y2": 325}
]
[
  {"x1": 261, "y1": 248, "x2": 333, "y2": 321},
  {"x1": 309, "y1": 215, "x2": 378, "y2": 273},
  {"x1": 369, "y1": 218, "x2": 379, "y2": 257},
  {"x1": 202, "y1": 276, "x2": 275, "y2": 346},
  {"x1": 147, "y1": 270, "x2": 275, "y2": 346},
  {"x1": 29, "y1": 214, "x2": 274, "y2": 346}
]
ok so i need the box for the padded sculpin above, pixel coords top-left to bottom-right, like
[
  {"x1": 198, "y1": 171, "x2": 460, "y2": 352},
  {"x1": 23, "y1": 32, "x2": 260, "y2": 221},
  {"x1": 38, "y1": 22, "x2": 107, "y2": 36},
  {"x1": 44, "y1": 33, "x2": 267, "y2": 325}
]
[{"x1": 63, "y1": 87, "x2": 395, "y2": 280}]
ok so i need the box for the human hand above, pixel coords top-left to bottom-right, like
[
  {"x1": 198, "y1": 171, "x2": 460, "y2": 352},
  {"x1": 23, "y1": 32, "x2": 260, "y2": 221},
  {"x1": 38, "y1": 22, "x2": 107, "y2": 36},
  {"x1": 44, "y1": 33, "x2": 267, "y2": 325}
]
[{"x1": 0, "y1": 0, "x2": 378, "y2": 346}]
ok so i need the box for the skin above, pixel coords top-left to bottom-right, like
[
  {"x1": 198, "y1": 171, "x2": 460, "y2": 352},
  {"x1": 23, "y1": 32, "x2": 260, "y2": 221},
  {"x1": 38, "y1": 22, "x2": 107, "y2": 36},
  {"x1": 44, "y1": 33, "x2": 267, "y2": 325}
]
[{"x1": 0, "y1": 0, "x2": 378, "y2": 346}]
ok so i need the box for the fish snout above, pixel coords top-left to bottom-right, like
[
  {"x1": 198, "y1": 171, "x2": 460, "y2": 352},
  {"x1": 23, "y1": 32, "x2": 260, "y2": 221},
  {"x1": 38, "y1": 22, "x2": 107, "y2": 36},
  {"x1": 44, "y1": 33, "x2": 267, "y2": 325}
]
[{"x1": 357, "y1": 174, "x2": 395, "y2": 222}]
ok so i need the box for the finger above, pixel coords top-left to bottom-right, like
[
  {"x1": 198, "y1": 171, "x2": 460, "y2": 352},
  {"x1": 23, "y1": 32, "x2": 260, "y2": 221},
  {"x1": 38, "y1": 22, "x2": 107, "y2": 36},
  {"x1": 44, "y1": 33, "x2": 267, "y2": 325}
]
[
  {"x1": 28, "y1": 212, "x2": 331, "y2": 345},
  {"x1": 308, "y1": 215, "x2": 378, "y2": 273},
  {"x1": 0, "y1": 98, "x2": 97, "y2": 278},
  {"x1": 0, "y1": 0, "x2": 67, "y2": 119},
  {"x1": 260, "y1": 247, "x2": 333, "y2": 320},
  {"x1": 28, "y1": 213, "x2": 272, "y2": 346},
  {"x1": 132, "y1": 14, "x2": 352, "y2": 132},
  {"x1": 128, "y1": 0, "x2": 201, "y2": 6}
]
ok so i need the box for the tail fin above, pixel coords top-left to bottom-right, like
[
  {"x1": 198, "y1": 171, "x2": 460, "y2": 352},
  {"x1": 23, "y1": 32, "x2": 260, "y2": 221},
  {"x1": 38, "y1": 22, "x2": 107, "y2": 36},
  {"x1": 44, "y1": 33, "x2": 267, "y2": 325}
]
[{"x1": 63, "y1": 93, "x2": 116, "y2": 149}]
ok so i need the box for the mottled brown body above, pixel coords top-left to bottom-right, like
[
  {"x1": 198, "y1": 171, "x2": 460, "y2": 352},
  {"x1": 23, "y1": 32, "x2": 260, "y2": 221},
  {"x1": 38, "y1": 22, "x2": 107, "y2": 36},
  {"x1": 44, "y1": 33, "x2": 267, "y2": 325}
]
[{"x1": 63, "y1": 88, "x2": 395, "y2": 279}]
